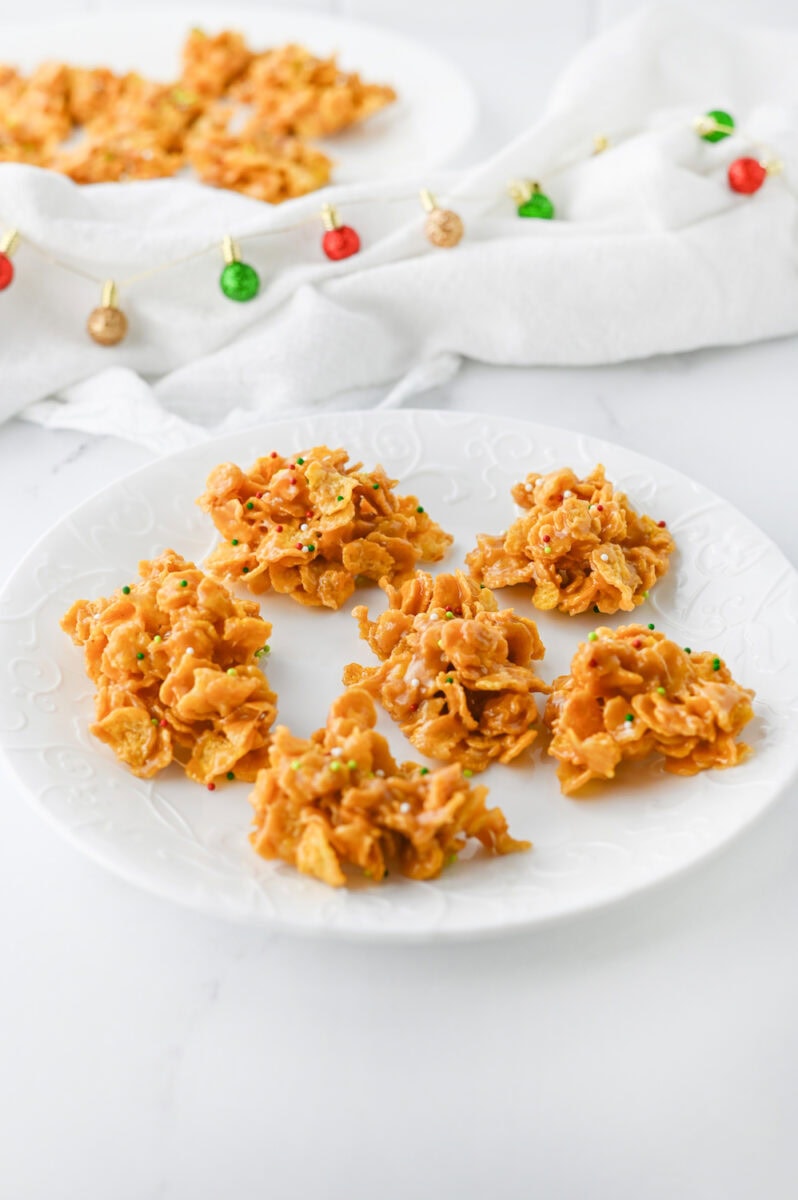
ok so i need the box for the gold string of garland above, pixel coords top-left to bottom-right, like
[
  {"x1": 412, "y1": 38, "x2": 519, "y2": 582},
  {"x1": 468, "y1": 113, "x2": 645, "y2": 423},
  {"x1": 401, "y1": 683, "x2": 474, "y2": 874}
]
[{"x1": 0, "y1": 113, "x2": 786, "y2": 346}]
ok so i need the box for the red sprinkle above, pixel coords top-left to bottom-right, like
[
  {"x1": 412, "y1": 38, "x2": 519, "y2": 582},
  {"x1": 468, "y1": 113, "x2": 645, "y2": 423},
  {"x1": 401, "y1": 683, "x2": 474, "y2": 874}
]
[
  {"x1": 290, "y1": 477, "x2": 297, "y2": 485},
  {"x1": 276, "y1": 525, "x2": 283, "y2": 533},
  {"x1": 306, "y1": 511, "x2": 313, "y2": 518},
  {"x1": 159, "y1": 719, "x2": 167, "y2": 727},
  {"x1": 657, "y1": 520, "x2": 667, "y2": 528},
  {"x1": 295, "y1": 542, "x2": 303, "y2": 550},
  {"x1": 589, "y1": 659, "x2": 598, "y2": 668},
  {"x1": 633, "y1": 639, "x2": 642, "y2": 649},
  {"x1": 256, "y1": 492, "x2": 263, "y2": 499},
  {"x1": 207, "y1": 782, "x2": 216, "y2": 791},
  {"x1": 270, "y1": 451, "x2": 277, "y2": 458},
  {"x1": 597, "y1": 504, "x2": 604, "y2": 512},
  {"x1": 409, "y1": 703, "x2": 419, "y2": 712},
  {"x1": 543, "y1": 535, "x2": 551, "y2": 543}
]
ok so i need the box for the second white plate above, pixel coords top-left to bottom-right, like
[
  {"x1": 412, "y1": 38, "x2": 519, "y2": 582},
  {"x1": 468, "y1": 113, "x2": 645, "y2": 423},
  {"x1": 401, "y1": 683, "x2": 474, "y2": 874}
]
[{"x1": 0, "y1": 5, "x2": 479, "y2": 184}]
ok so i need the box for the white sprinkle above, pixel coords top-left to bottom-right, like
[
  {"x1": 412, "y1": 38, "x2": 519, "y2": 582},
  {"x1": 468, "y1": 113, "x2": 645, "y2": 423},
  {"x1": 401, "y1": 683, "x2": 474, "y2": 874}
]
[
  {"x1": 300, "y1": 523, "x2": 308, "y2": 532},
  {"x1": 185, "y1": 647, "x2": 195, "y2": 655},
  {"x1": 563, "y1": 489, "x2": 573, "y2": 498},
  {"x1": 499, "y1": 529, "x2": 507, "y2": 537},
  {"x1": 524, "y1": 483, "x2": 533, "y2": 492},
  {"x1": 411, "y1": 678, "x2": 421, "y2": 689},
  {"x1": 600, "y1": 553, "x2": 609, "y2": 562},
  {"x1": 376, "y1": 769, "x2": 385, "y2": 778},
  {"x1": 330, "y1": 747, "x2": 343, "y2": 757},
  {"x1": 399, "y1": 802, "x2": 411, "y2": 813},
  {"x1": 303, "y1": 545, "x2": 311, "y2": 552}
]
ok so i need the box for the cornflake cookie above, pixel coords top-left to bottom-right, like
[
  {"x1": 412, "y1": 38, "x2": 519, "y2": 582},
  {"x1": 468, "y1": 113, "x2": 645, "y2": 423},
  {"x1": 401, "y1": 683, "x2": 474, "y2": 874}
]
[
  {"x1": 249, "y1": 688, "x2": 530, "y2": 887},
  {"x1": 466, "y1": 464, "x2": 674, "y2": 615},
  {"x1": 343, "y1": 570, "x2": 549, "y2": 772},
  {"x1": 198, "y1": 446, "x2": 452, "y2": 610},
  {"x1": 545, "y1": 623, "x2": 755, "y2": 795},
  {"x1": 180, "y1": 28, "x2": 253, "y2": 99},
  {"x1": 232, "y1": 44, "x2": 397, "y2": 138},
  {"x1": 60, "y1": 550, "x2": 277, "y2": 785},
  {"x1": 185, "y1": 106, "x2": 331, "y2": 202}
]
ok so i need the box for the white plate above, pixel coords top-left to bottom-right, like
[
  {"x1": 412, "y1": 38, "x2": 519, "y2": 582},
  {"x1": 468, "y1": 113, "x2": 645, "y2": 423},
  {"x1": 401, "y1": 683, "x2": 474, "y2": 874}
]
[
  {"x1": 1, "y1": 411, "x2": 797, "y2": 941},
  {"x1": 1, "y1": 6, "x2": 478, "y2": 184}
]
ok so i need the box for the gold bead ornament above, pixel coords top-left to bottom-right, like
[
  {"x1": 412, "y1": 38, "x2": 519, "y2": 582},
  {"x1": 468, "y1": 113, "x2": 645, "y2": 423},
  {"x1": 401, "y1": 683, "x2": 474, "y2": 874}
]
[
  {"x1": 87, "y1": 280, "x2": 128, "y2": 346},
  {"x1": 420, "y1": 189, "x2": 464, "y2": 248}
]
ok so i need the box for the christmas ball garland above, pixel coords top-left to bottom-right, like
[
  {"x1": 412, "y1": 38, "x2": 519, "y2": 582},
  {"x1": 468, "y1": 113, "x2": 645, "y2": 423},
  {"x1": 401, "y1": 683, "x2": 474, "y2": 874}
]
[{"x1": 0, "y1": 107, "x2": 786, "y2": 343}]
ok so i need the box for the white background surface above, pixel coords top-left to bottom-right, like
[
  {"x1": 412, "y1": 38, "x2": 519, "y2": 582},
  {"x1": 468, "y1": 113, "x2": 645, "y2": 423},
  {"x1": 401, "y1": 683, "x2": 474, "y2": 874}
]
[{"x1": 1, "y1": 2, "x2": 798, "y2": 1199}]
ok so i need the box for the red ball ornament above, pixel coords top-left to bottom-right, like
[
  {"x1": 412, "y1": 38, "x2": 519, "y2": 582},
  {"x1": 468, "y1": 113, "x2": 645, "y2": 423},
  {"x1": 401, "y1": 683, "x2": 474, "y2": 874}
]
[
  {"x1": 322, "y1": 225, "x2": 360, "y2": 261},
  {"x1": 0, "y1": 252, "x2": 13, "y2": 291},
  {"x1": 728, "y1": 157, "x2": 766, "y2": 195}
]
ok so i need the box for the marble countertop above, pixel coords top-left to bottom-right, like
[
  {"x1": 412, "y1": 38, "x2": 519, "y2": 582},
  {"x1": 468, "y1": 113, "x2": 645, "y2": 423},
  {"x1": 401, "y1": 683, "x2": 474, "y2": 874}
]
[{"x1": 2, "y1": 4, "x2": 798, "y2": 1198}]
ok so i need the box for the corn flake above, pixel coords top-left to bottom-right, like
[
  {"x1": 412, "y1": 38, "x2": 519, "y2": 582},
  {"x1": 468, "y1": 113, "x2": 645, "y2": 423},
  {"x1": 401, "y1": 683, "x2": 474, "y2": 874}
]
[
  {"x1": 545, "y1": 623, "x2": 755, "y2": 794},
  {"x1": 249, "y1": 689, "x2": 530, "y2": 887},
  {"x1": 61, "y1": 549, "x2": 277, "y2": 785}
]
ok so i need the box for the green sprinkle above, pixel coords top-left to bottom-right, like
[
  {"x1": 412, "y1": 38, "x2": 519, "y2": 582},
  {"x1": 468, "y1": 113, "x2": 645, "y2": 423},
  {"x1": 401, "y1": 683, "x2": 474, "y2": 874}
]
[
  {"x1": 152, "y1": 635, "x2": 162, "y2": 644},
  {"x1": 372, "y1": 482, "x2": 380, "y2": 490},
  {"x1": 226, "y1": 771, "x2": 235, "y2": 780},
  {"x1": 296, "y1": 457, "x2": 305, "y2": 465},
  {"x1": 544, "y1": 546, "x2": 552, "y2": 555},
  {"x1": 416, "y1": 506, "x2": 424, "y2": 514},
  {"x1": 337, "y1": 495, "x2": 344, "y2": 502},
  {"x1": 255, "y1": 645, "x2": 270, "y2": 658},
  {"x1": 593, "y1": 605, "x2": 600, "y2": 614},
  {"x1": 227, "y1": 668, "x2": 237, "y2": 676},
  {"x1": 445, "y1": 676, "x2": 454, "y2": 684},
  {"x1": 588, "y1": 631, "x2": 598, "y2": 642},
  {"x1": 347, "y1": 760, "x2": 358, "y2": 770},
  {"x1": 136, "y1": 651, "x2": 145, "y2": 660},
  {"x1": 122, "y1": 585, "x2": 131, "y2": 595},
  {"x1": 330, "y1": 761, "x2": 342, "y2": 772},
  {"x1": 445, "y1": 611, "x2": 454, "y2": 620},
  {"x1": 291, "y1": 760, "x2": 301, "y2": 771},
  {"x1": 656, "y1": 686, "x2": 666, "y2": 695},
  {"x1": 684, "y1": 647, "x2": 692, "y2": 655},
  {"x1": 625, "y1": 713, "x2": 634, "y2": 722},
  {"x1": 307, "y1": 544, "x2": 315, "y2": 552},
  {"x1": 479, "y1": 584, "x2": 485, "y2": 589},
  {"x1": 151, "y1": 717, "x2": 158, "y2": 725},
  {"x1": 231, "y1": 538, "x2": 239, "y2": 546},
  {"x1": 420, "y1": 767, "x2": 430, "y2": 775},
  {"x1": 242, "y1": 566, "x2": 249, "y2": 574},
  {"x1": 648, "y1": 623, "x2": 655, "y2": 630},
  {"x1": 463, "y1": 768, "x2": 473, "y2": 778},
  {"x1": 179, "y1": 579, "x2": 188, "y2": 588},
  {"x1": 643, "y1": 590, "x2": 650, "y2": 599},
  {"x1": 446, "y1": 854, "x2": 457, "y2": 866},
  {"x1": 712, "y1": 657, "x2": 721, "y2": 671},
  {"x1": 246, "y1": 501, "x2": 254, "y2": 510}
]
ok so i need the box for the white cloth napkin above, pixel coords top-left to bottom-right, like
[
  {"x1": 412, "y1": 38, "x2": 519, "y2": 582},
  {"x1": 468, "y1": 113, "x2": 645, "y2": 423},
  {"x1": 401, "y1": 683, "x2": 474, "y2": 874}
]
[{"x1": 3, "y1": 3, "x2": 798, "y2": 453}]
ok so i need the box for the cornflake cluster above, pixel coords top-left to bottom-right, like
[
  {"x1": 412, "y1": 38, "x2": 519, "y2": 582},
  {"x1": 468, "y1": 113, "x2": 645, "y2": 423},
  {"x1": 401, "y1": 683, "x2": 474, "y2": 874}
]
[
  {"x1": 466, "y1": 464, "x2": 674, "y2": 615},
  {"x1": 343, "y1": 570, "x2": 549, "y2": 772},
  {"x1": 198, "y1": 446, "x2": 452, "y2": 610},
  {"x1": 249, "y1": 689, "x2": 530, "y2": 887},
  {"x1": 0, "y1": 29, "x2": 395, "y2": 199},
  {"x1": 545, "y1": 623, "x2": 755, "y2": 794},
  {"x1": 60, "y1": 550, "x2": 276, "y2": 784}
]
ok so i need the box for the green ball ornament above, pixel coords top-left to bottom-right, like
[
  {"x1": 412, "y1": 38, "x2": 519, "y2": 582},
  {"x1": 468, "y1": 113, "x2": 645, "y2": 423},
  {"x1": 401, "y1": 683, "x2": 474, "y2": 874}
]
[
  {"x1": 700, "y1": 109, "x2": 735, "y2": 143},
  {"x1": 517, "y1": 191, "x2": 555, "y2": 220},
  {"x1": 220, "y1": 261, "x2": 260, "y2": 302}
]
